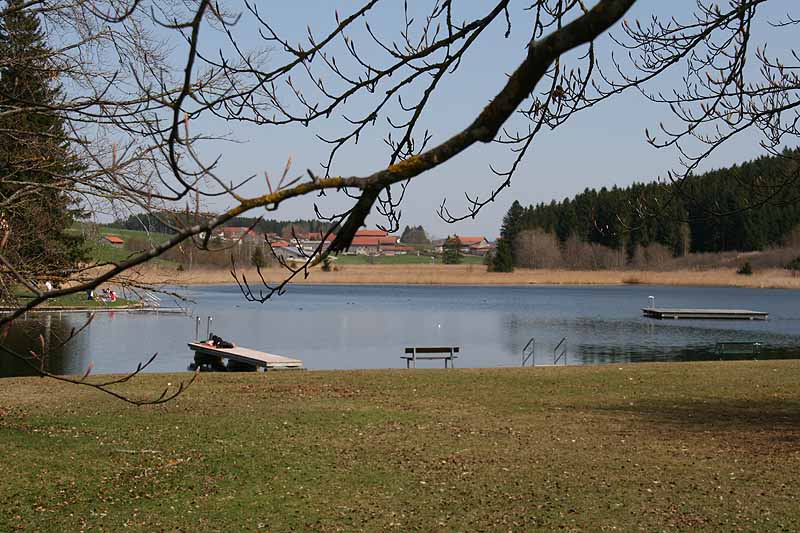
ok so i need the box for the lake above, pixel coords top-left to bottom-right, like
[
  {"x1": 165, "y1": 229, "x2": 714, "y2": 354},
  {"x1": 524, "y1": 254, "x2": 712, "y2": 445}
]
[{"x1": 1, "y1": 284, "x2": 799, "y2": 377}]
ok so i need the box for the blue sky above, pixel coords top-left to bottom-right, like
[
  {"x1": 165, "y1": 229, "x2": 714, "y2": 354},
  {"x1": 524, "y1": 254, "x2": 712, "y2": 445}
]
[{"x1": 187, "y1": 1, "x2": 795, "y2": 239}]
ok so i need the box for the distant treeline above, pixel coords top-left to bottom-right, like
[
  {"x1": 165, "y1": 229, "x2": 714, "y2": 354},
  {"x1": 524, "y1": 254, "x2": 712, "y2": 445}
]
[
  {"x1": 516, "y1": 149, "x2": 800, "y2": 258},
  {"x1": 108, "y1": 212, "x2": 333, "y2": 236}
]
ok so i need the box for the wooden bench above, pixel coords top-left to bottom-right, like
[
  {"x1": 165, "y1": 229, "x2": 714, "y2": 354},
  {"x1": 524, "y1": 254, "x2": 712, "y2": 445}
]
[
  {"x1": 715, "y1": 341, "x2": 763, "y2": 357},
  {"x1": 402, "y1": 346, "x2": 459, "y2": 368}
]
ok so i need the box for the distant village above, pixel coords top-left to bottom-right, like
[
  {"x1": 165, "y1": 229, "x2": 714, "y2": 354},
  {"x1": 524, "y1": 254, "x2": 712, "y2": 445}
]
[
  {"x1": 94, "y1": 213, "x2": 498, "y2": 266},
  {"x1": 213, "y1": 226, "x2": 496, "y2": 261}
]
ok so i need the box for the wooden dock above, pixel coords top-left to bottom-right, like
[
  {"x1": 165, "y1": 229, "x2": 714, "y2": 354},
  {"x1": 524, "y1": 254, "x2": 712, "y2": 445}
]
[
  {"x1": 188, "y1": 342, "x2": 304, "y2": 370},
  {"x1": 642, "y1": 308, "x2": 768, "y2": 320}
]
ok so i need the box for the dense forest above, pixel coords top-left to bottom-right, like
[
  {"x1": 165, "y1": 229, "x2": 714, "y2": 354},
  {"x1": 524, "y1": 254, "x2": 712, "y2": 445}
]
[{"x1": 509, "y1": 150, "x2": 800, "y2": 261}]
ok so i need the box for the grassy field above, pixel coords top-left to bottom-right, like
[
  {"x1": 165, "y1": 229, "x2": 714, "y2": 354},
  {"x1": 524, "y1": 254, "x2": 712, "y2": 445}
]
[
  {"x1": 70, "y1": 223, "x2": 177, "y2": 266},
  {"x1": 71, "y1": 223, "x2": 173, "y2": 246},
  {"x1": 2, "y1": 361, "x2": 799, "y2": 530}
]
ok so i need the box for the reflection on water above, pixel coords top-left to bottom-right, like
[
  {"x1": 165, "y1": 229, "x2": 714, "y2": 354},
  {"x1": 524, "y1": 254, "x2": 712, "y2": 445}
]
[
  {"x1": 0, "y1": 312, "x2": 92, "y2": 377},
  {"x1": 1, "y1": 284, "x2": 799, "y2": 377},
  {"x1": 503, "y1": 314, "x2": 800, "y2": 366}
]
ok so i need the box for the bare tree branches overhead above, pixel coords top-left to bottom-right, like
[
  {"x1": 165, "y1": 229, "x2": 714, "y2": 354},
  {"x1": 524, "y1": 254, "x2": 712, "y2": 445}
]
[
  {"x1": 597, "y1": 1, "x2": 800, "y2": 212},
  {"x1": 1, "y1": 0, "x2": 640, "y2": 302},
  {"x1": 2, "y1": 0, "x2": 800, "y2": 400}
]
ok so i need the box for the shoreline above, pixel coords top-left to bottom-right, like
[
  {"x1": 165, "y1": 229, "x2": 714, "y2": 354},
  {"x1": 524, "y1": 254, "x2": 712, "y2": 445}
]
[
  {"x1": 126, "y1": 264, "x2": 800, "y2": 290},
  {"x1": 0, "y1": 305, "x2": 185, "y2": 314}
]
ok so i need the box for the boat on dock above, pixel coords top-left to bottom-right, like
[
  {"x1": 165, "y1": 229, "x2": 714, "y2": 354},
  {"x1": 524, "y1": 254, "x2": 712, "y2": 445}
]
[
  {"x1": 642, "y1": 307, "x2": 768, "y2": 320},
  {"x1": 188, "y1": 341, "x2": 304, "y2": 371}
]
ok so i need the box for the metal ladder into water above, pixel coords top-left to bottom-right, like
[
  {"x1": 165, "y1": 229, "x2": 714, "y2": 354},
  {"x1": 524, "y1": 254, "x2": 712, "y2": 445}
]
[
  {"x1": 553, "y1": 337, "x2": 567, "y2": 365},
  {"x1": 522, "y1": 337, "x2": 535, "y2": 366},
  {"x1": 521, "y1": 336, "x2": 568, "y2": 366}
]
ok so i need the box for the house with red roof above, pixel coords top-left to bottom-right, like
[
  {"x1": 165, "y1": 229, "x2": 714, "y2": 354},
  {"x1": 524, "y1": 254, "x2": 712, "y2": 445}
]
[
  {"x1": 354, "y1": 229, "x2": 389, "y2": 237},
  {"x1": 468, "y1": 242, "x2": 495, "y2": 256},
  {"x1": 434, "y1": 235, "x2": 490, "y2": 254},
  {"x1": 268, "y1": 239, "x2": 291, "y2": 249},
  {"x1": 348, "y1": 229, "x2": 399, "y2": 255},
  {"x1": 381, "y1": 244, "x2": 415, "y2": 256},
  {"x1": 298, "y1": 231, "x2": 336, "y2": 252},
  {"x1": 455, "y1": 236, "x2": 489, "y2": 254},
  {"x1": 101, "y1": 235, "x2": 125, "y2": 248},
  {"x1": 298, "y1": 231, "x2": 335, "y2": 241},
  {"x1": 221, "y1": 226, "x2": 259, "y2": 242},
  {"x1": 455, "y1": 236, "x2": 487, "y2": 246}
]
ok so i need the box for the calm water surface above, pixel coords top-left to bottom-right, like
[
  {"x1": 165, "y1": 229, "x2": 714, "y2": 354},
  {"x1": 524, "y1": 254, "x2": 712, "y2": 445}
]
[{"x1": 2, "y1": 284, "x2": 799, "y2": 377}]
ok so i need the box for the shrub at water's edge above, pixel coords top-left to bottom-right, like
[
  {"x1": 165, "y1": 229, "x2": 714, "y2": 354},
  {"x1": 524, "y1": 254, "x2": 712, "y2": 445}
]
[
  {"x1": 737, "y1": 261, "x2": 754, "y2": 275},
  {"x1": 788, "y1": 256, "x2": 800, "y2": 275}
]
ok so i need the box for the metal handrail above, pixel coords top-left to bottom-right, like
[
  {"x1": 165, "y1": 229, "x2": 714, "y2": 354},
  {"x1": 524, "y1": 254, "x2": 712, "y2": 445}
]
[
  {"x1": 522, "y1": 337, "x2": 535, "y2": 366},
  {"x1": 553, "y1": 337, "x2": 567, "y2": 365},
  {"x1": 195, "y1": 316, "x2": 215, "y2": 340}
]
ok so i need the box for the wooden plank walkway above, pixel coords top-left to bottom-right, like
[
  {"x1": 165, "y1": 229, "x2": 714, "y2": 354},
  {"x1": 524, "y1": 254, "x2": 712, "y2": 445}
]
[
  {"x1": 188, "y1": 342, "x2": 304, "y2": 370},
  {"x1": 642, "y1": 308, "x2": 768, "y2": 320}
]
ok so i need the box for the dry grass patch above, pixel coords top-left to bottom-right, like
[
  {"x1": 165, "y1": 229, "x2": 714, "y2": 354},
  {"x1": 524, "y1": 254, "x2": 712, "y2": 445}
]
[{"x1": 133, "y1": 264, "x2": 800, "y2": 289}]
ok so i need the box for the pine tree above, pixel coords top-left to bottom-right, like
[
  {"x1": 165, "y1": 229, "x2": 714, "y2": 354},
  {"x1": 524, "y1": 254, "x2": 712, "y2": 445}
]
[
  {"x1": 400, "y1": 225, "x2": 430, "y2": 244},
  {"x1": 0, "y1": 1, "x2": 85, "y2": 294},
  {"x1": 491, "y1": 238, "x2": 514, "y2": 272},
  {"x1": 442, "y1": 236, "x2": 462, "y2": 264},
  {"x1": 492, "y1": 200, "x2": 524, "y2": 272}
]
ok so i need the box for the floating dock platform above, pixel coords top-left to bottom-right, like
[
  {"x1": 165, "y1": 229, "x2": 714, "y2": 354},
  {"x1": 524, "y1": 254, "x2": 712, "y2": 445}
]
[
  {"x1": 188, "y1": 342, "x2": 304, "y2": 370},
  {"x1": 642, "y1": 308, "x2": 768, "y2": 320}
]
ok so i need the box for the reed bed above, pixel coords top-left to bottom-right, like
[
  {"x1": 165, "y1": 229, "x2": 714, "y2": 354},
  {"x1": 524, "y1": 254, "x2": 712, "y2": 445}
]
[{"x1": 133, "y1": 264, "x2": 800, "y2": 289}]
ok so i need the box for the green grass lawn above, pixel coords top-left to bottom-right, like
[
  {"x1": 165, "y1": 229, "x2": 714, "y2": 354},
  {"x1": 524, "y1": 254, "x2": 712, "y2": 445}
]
[
  {"x1": 87, "y1": 241, "x2": 176, "y2": 267},
  {"x1": 71, "y1": 223, "x2": 173, "y2": 246},
  {"x1": 336, "y1": 254, "x2": 485, "y2": 265},
  {"x1": 88, "y1": 242, "x2": 141, "y2": 264},
  {"x1": 2, "y1": 361, "x2": 799, "y2": 530},
  {"x1": 70, "y1": 223, "x2": 177, "y2": 267}
]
